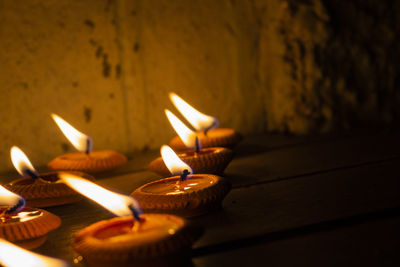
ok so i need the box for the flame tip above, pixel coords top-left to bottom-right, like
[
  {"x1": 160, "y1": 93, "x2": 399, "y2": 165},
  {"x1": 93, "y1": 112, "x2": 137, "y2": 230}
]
[{"x1": 168, "y1": 92, "x2": 178, "y2": 99}]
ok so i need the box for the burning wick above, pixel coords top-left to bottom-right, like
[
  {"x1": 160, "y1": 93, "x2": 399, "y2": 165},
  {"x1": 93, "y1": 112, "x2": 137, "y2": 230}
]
[
  {"x1": 160, "y1": 145, "x2": 193, "y2": 188},
  {"x1": 10, "y1": 146, "x2": 39, "y2": 180},
  {"x1": 85, "y1": 139, "x2": 92, "y2": 155},
  {"x1": 128, "y1": 204, "x2": 142, "y2": 222},
  {"x1": 195, "y1": 136, "x2": 201, "y2": 153},
  {"x1": 4, "y1": 198, "x2": 26, "y2": 215},
  {"x1": 180, "y1": 169, "x2": 190, "y2": 182},
  {"x1": 128, "y1": 204, "x2": 144, "y2": 233},
  {"x1": 0, "y1": 186, "x2": 26, "y2": 219},
  {"x1": 51, "y1": 113, "x2": 93, "y2": 154}
]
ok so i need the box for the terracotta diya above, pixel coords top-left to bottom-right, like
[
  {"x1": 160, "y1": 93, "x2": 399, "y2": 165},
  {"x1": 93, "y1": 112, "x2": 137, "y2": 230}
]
[
  {"x1": 0, "y1": 238, "x2": 69, "y2": 267},
  {"x1": 134, "y1": 145, "x2": 231, "y2": 217},
  {"x1": 59, "y1": 173, "x2": 202, "y2": 267},
  {"x1": 48, "y1": 114, "x2": 127, "y2": 173},
  {"x1": 168, "y1": 92, "x2": 242, "y2": 150},
  {"x1": 0, "y1": 186, "x2": 61, "y2": 249},
  {"x1": 4, "y1": 146, "x2": 94, "y2": 208},
  {"x1": 149, "y1": 110, "x2": 233, "y2": 176}
]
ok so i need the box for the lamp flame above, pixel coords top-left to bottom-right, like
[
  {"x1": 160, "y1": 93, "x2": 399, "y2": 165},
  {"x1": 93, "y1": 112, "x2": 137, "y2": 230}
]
[
  {"x1": 161, "y1": 145, "x2": 192, "y2": 176},
  {"x1": 169, "y1": 92, "x2": 219, "y2": 131},
  {"x1": 51, "y1": 114, "x2": 93, "y2": 153},
  {"x1": 0, "y1": 239, "x2": 69, "y2": 267},
  {"x1": 58, "y1": 173, "x2": 141, "y2": 217},
  {"x1": 165, "y1": 109, "x2": 198, "y2": 149},
  {"x1": 10, "y1": 146, "x2": 38, "y2": 178},
  {"x1": 0, "y1": 186, "x2": 25, "y2": 214}
]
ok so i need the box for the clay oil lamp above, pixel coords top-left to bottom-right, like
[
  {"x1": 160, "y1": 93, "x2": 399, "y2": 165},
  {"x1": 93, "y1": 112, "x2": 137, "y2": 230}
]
[
  {"x1": 133, "y1": 145, "x2": 231, "y2": 217},
  {"x1": 149, "y1": 110, "x2": 233, "y2": 176},
  {"x1": 4, "y1": 146, "x2": 94, "y2": 208},
  {"x1": 48, "y1": 114, "x2": 127, "y2": 173},
  {"x1": 0, "y1": 185, "x2": 61, "y2": 249},
  {"x1": 168, "y1": 92, "x2": 242, "y2": 150},
  {"x1": 0, "y1": 238, "x2": 69, "y2": 267},
  {"x1": 59, "y1": 172, "x2": 202, "y2": 267}
]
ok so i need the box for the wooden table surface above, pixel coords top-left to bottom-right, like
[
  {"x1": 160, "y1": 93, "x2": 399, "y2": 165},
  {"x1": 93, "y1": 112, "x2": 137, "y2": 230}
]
[{"x1": 1, "y1": 129, "x2": 400, "y2": 266}]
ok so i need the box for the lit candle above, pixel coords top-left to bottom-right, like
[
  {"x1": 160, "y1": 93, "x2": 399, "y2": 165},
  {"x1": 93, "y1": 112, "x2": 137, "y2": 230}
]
[
  {"x1": 59, "y1": 173, "x2": 202, "y2": 267},
  {"x1": 168, "y1": 92, "x2": 242, "y2": 150},
  {"x1": 149, "y1": 110, "x2": 233, "y2": 176},
  {"x1": 134, "y1": 145, "x2": 231, "y2": 217},
  {"x1": 4, "y1": 146, "x2": 94, "y2": 208},
  {"x1": 0, "y1": 238, "x2": 69, "y2": 267},
  {"x1": 0, "y1": 186, "x2": 60, "y2": 249},
  {"x1": 48, "y1": 114, "x2": 127, "y2": 173}
]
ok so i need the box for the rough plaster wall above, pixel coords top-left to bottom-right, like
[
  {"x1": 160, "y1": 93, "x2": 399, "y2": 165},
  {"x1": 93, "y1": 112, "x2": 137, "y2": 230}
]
[
  {"x1": 0, "y1": 0, "x2": 127, "y2": 172},
  {"x1": 0, "y1": 0, "x2": 398, "y2": 172},
  {"x1": 0, "y1": 0, "x2": 263, "y2": 172},
  {"x1": 120, "y1": 0, "x2": 263, "y2": 150},
  {"x1": 257, "y1": 0, "x2": 400, "y2": 133}
]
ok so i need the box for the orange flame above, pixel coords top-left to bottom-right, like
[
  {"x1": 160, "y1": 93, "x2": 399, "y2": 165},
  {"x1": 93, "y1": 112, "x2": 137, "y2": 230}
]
[
  {"x1": 0, "y1": 239, "x2": 69, "y2": 267},
  {"x1": 51, "y1": 114, "x2": 93, "y2": 153},
  {"x1": 58, "y1": 173, "x2": 141, "y2": 217},
  {"x1": 0, "y1": 185, "x2": 24, "y2": 211},
  {"x1": 160, "y1": 145, "x2": 192, "y2": 176},
  {"x1": 10, "y1": 146, "x2": 38, "y2": 178},
  {"x1": 169, "y1": 92, "x2": 218, "y2": 131},
  {"x1": 165, "y1": 109, "x2": 197, "y2": 149}
]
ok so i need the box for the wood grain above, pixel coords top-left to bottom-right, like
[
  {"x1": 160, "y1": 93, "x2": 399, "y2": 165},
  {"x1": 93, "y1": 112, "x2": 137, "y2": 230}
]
[
  {"x1": 193, "y1": 215, "x2": 400, "y2": 267},
  {"x1": 9, "y1": 131, "x2": 399, "y2": 266}
]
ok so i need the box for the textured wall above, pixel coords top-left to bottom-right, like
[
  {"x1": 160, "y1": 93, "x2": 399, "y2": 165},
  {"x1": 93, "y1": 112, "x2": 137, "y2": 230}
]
[
  {"x1": 0, "y1": 0, "x2": 398, "y2": 172},
  {"x1": 257, "y1": 0, "x2": 400, "y2": 133}
]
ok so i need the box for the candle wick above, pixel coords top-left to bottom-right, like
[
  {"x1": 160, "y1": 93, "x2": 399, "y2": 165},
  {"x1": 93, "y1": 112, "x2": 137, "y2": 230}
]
[
  {"x1": 128, "y1": 204, "x2": 142, "y2": 222},
  {"x1": 85, "y1": 139, "x2": 91, "y2": 155},
  {"x1": 128, "y1": 204, "x2": 144, "y2": 233},
  {"x1": 5, "y1": 198, "x2": 25, "y2": 214},
  {"x1": 180, "y1": 169, "x2": 190, "y2": 182},
  {"x1": 195, "y1": 136, "x2": 200, "y2": 153},
  {"x1": 25, "y1": 169, "x2": 39, "y2": 180}
]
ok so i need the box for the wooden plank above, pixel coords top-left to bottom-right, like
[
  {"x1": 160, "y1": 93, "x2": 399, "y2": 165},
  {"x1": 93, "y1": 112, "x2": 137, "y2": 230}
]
[
  {"x1": 34, "y1": 160, "x2": 400, "y2": 262},
  {"x1": 89, "y1": 131, "x2": 400, "y2": 190},
  {"x1": 1, "y1": 131, "x2": 398, "y2": 187},
  {"x1": 193, "y1": 215, "x2": 400, "y2": 267},
  {"x1": 3, "y1": 131, "x2": 398, "y2": 266},
  {"x1": 191, "y1": 160, "x2": 400, "y2": 249},
  {"x1": 226, "y1": 131, "x2": 400, "y2": 188}
]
